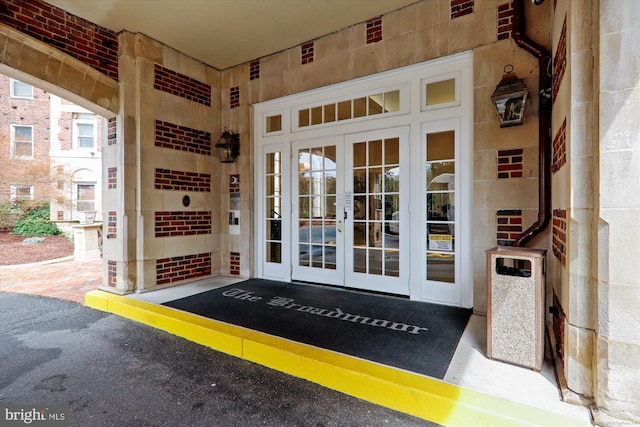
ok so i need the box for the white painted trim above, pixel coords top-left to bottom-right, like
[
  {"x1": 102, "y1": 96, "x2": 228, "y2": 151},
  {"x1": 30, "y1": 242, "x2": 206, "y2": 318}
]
[{"x1": 254, "y1": 51, "x2": 473, "y2": 307}]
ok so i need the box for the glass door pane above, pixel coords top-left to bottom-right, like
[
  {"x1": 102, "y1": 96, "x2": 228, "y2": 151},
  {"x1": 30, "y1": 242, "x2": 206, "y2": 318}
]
[
  {"x1": 345, "y1": 127, "x2": 409, "y2": 296},
  {"x1": 351, "y1": 137, "x2": 400, "y2": 277},
  {"x1": 292, "y1": 139, "x2": 343, "y2": 285},
  {"x1": 426, "y1": 130, "x2": 455, "y2": 283},
  {"x1": 265, "y1": 152, "x2": 282, "y2": 264}
]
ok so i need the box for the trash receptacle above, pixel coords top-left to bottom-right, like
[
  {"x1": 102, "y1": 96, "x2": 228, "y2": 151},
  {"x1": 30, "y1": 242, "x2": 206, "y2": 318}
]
[{"x1": 486, "y1": 246, "x2": 546, "y2": 371}]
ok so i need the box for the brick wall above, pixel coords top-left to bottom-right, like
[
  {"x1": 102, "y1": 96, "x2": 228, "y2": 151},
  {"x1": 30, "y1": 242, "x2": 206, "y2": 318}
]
[
  {"x1": 107, "y1": 167, "x2": 117, "y2": 189},
  {"x1": 230, "y1": 251, "x2": 241, "y2": 275},
  {"x1": 156, "y1": 252, "x2": 212, "y2": 285},
  {"x1": 107, "y1": 117, "x2": 117, "y2": 146},
  {"x1": 552, "y1": 209, "x2": 567, "y2": 265},
  {"x1": 107, "y1": 260, "x2": 117, "y2": 287},
  {"x1": 154, "y1": 120, "x2": 212, "y2": 156},
  {"x1": 230, "y1": 86, "x2": 240, "y2": 108},
  {"x1": 496, "y1": 209, "x2": 523, "y2": 246},
  {"x1": 497, "y1": 2, "x2": 514, "y2": 40},
  {"x1": 0, "y1": 75, "x2": 51, "y2": 201},
  {"x1": 106, "y1": 211, "x2": 116, "y2": 239},
  {"x1": 552, "y1": 16, "x2": 567, "y2": 102},
  {"x1": 366, "y1": 16, "x2": 383, "y2": 44},
  {"x1": 552, "y1": 118, "x2": 567, "y2": 173},
  {"x1": 154, "y1": 169, "x2": 211, "y2": 192},
  {"x1": 497, "y1": 148, "x2": 524, "y2": 179},
  {"x1": 154, "y1": 211, "x2": 212, "y2": 237},
  {"x1": 154, "y1": 64, "x2": 211, "y2": 106},
  {"x1": 301, "y1": 42, "x2": 314, "y2": 65},
  {"x1": 0, "y1": 0, "x2": 118, "y2": 80},
  {"x1": 451, "y1": 0, "x2": 474, "y2": 18},
  {"x1": 249, "y1": 60, "x2": 260, "y2": 81}
]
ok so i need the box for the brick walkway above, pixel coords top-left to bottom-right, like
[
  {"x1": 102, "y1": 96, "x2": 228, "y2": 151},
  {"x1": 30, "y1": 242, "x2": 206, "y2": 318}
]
[{"x1": 0, "y1": 258, "x2": 102, "y2": 304}]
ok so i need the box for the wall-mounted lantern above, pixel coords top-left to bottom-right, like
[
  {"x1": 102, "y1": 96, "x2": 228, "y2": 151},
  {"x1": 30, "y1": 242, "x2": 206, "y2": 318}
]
[
  {"x1": 491, "y1": 65, "x2": 529, "y2": 128},
  {"x1": 215, "y1": 128, "x2": 240, "y2": 163}
]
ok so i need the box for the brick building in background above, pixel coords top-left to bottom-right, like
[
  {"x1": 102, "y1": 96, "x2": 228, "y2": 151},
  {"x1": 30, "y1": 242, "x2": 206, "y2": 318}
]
[{"x1": 0, "y1": 74, "x2": 104, "y2": 226}]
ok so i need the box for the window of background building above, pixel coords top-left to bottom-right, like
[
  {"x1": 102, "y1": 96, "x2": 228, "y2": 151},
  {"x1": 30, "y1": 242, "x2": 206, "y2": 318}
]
[
  {"x1": 76, "y1": 183, "x2": 96, "y2": 212},
  {"x1": 11, "y1": 125, "x2": 34, "y2": 158},
  {"x1": 9, "y1": 185, "x2": 34, "y2": 202},
  {"x1": 10, "y1": 79, "x2": 33, "y2": 99},
  {"x1": 73, "y1": 113, "x2": 96, "y2": 149}
]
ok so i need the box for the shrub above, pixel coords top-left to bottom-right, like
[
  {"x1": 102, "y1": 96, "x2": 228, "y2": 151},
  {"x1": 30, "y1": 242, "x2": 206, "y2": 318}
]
[
  {"x1": 11, "y1": 201, "x2": 61, "y2": 236},
  {"x1": 0, "y1": 202, "x2": 18, "y2": 231},
  {"x1": 12, "y1": 219, "x2": 61, "y2": 236}
]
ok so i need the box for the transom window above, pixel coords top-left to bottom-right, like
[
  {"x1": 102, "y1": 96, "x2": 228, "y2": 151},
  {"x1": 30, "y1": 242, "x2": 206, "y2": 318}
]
[{"x1": 297, "y1": 89, "x2": 400, "y2": 129}]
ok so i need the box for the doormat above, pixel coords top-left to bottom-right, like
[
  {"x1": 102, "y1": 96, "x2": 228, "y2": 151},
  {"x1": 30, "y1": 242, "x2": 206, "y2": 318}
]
[{"x1": 163, "y1": 279, "x2": 472, "y2": 379}]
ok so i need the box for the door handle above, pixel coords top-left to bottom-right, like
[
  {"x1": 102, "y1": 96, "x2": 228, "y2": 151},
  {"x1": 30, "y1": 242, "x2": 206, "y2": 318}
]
[{"x1": 337, "y1": 220, "x2": 342, "y2": 233}]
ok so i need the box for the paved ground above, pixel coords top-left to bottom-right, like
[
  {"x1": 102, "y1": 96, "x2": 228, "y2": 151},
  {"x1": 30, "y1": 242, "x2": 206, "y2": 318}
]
[
  {"x1": 0, "y1": 258, "x2": 102, "y2": 304},
  {"x1": 0, "y1": 292, "x2": 433, "y2": 426}
]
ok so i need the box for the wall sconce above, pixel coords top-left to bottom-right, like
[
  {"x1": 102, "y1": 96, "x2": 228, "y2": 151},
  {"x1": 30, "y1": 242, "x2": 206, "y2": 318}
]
[
  {"x1": 215, "y1": 127, "x2": 240, "y2": 163},
  {"x1": 491, "y1": 65, "x2": 529, "y2": 128}
]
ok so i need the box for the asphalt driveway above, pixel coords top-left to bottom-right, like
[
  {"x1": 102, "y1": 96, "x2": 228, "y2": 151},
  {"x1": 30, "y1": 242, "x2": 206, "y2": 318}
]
[{"x1": 0, "y1": 292, "x2": 433, "y2": 426}]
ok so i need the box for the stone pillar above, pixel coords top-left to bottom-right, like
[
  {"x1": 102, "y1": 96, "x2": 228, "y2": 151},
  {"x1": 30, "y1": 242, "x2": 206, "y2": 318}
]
[
  {"x1": 593, "y1": 1, "x2": 640, "y2": 425},
  {"x1": 72, "y1": 224, "x2": 102, "y2": 260}
]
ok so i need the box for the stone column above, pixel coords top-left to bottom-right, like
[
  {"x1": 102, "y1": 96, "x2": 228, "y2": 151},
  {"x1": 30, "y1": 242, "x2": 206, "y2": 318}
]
[{"x1": 593, "y1": 1, "x2": 640, "y2": 424}]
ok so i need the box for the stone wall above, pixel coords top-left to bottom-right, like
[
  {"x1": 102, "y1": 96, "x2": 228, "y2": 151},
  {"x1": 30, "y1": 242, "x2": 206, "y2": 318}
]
[
  {"x1": 101, "y1": 32, "x2": 221, "y2": 293},
  {"x1": 221, "y1": 0, "x2": 552, "y2": 312}
]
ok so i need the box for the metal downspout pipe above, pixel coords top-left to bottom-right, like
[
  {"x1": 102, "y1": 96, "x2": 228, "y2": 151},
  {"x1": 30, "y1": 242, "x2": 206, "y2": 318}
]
[{"x1": 511, "y1": 0, "x2": 553, "y2": 247}]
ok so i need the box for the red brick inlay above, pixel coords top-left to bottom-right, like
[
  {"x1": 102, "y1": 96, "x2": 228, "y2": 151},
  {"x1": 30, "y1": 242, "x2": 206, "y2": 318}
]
[
  {"x1": 107, "y1": 260, "x2": 117, "y2": 287},
  {"x1": 154, "y1": 211, "x2": 212, "y2": 238},
  {"x1": 451, "y1": 0, "x2": 474, "y2": 18},
  {"x1": 497, "y1": 2, "x2": 515, "y2": 40},
  {"x1": 496, "y1": 209, "x2": 522, "y2": 246},
  {"x1": 366, "y1": 16, "x2": 383, "y2": 44},
  {"x1": 230, "y1": 251, "x2": 241, "y2": 276},
  {"x1": 0, "y1": 0, "x2": 118, "y2": 80},
  {"x1": 249, "y1": 60, "x2": 260, "y2": 80},
  {"x1": 552, "y1": 118, "x2": 567, "y2": 173},
  {"x1": 301, "y1": 42, "x2": 314, "y2": 65},
  {"x1": 230, "y1": 86, "x2": 240, "y2": 109},
  {"x1": 552, "y1": 16, "x2": 567, "y2": 103},
  {"x1": 552, "y1": 209, "x2": 567, "y2": 266},
  {"x1": 154, "y1": 64, "x2": 211, "y2": 107},
  {"x1": 497, "y1": 148, "x2": 524, "y2": 179},
  {"x1": 107, "y1": 167, "x2": 117, "y2": 189},
  {"x1": 155, "y1": 169, "x2": 211, "y2": 192},
  {"x1": 107, "y1": 117, "x2": 117, "y2": 145},
  {"x1": 154, "y1": 120, "x2": 211, "y2": 156},
  {"x1": 156, "y1": 252, "x2": 212, "y2": 285},
  {"x1": 107, "y1": 211, "x2": 117, "y2": 240}
]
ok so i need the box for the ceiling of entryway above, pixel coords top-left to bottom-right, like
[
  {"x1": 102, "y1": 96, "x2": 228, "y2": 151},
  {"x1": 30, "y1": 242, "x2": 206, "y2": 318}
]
[{"x1": 45, "y1": 0, "x2": 421, "y2": 70}]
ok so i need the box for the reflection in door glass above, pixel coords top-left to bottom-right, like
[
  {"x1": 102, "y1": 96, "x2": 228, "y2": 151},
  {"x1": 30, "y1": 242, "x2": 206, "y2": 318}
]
[
  {"x1": 298, "y1": 146, "x2": 337, "y2": 270},
  {"x1": 352, "y1": 137, "x2": 400, "y2": 277},
  {"x1": 265, "y1": 152, "x2": 282, "y2": 263},
  {"x1": 426, "y1": 131, "x2": 455, "y2": 283}
]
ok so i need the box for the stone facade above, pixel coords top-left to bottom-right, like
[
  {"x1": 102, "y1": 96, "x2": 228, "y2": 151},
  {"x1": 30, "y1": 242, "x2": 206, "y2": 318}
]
[{"x1": 0, "y1": 0, "x2": 638, "y2": 424}]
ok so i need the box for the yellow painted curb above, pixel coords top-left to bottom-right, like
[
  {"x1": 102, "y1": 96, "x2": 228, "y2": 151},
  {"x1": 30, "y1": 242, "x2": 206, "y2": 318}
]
[{"x1": 85, "y1": 290, "x2": 591, "y2": 427}]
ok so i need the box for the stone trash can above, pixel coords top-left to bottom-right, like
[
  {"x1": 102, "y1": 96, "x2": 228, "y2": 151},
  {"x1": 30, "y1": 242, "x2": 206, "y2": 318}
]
[{"x1": 486, "y1": 246, "x2": 547, "y2": 371}]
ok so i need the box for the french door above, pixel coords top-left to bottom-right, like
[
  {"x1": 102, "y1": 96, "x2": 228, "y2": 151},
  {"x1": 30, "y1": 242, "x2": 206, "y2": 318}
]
[{"x1": 292, "y1": 127, "x2": 409, "y2": 296}]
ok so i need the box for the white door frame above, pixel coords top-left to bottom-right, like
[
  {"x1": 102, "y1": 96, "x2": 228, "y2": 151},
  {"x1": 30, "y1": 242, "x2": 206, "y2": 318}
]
[{"x1": 254, "y1": 51, "x2": 473, "y2": 307}]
